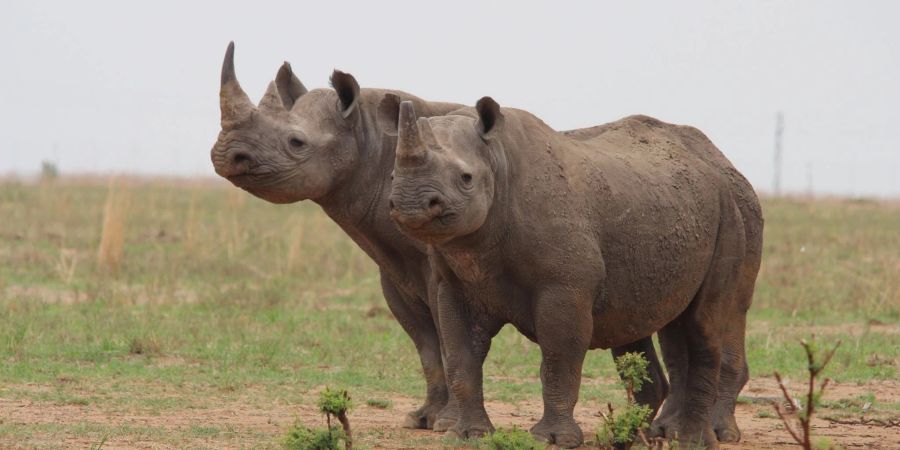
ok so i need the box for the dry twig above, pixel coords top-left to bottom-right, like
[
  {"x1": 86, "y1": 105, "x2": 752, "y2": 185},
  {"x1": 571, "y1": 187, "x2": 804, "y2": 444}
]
[
  {"x1": 821, "y1": 416, "x2": 900, "y2": 427},
  {"x1": 771, "y1": 337, "x2": 841, "y2": 450}
]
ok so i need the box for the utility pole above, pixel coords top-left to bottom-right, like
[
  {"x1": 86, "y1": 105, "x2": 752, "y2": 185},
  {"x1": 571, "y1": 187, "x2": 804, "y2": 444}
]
[
  {"x1": 773, "y1": 111, "x2": 784, "y2": 196},
  {"x1": 806, "y1": 161, "x2": 813, "y2": 197}
]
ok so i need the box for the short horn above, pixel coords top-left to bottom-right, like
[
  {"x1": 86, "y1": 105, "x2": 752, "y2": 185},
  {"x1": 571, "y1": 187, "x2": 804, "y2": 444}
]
[
  {"x1": 258, "y1": 81, "x2": 285, "y2": 114},
  {"x1": 397, "y1": 101, "x2": 426, "y2": 164},
  {"x1": 220, "y1": 41, "x2": 255, "y2": 124}
]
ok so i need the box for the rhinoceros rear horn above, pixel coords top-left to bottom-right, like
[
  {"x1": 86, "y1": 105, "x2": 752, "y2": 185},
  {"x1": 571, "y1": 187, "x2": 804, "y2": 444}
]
[
  {"x1": 396, "y1": 101, "x2": 426, "y2": 164},
  {"x1": 219, "y1": 41, "x2": 255, "y2": 125},
  {"x1": 258, "y1": 81, "x2": 286, "y2": 114}
]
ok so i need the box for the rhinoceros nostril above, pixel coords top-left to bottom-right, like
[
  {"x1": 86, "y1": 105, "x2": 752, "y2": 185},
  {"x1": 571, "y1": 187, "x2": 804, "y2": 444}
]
[
  {"x1": 232, "y1": 152, "x2": 251, "y2": 166},
  {"x1": 427, "y1": 196, "x2": 443, "y2": 209},
  {"x1": 389, "y1": 199, "x2": 396, "y2": 210}
]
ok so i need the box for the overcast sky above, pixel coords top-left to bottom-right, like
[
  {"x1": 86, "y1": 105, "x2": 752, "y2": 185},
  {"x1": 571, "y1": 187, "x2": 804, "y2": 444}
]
[{"x1": 1, "y1": 1, "x2": 898, "y2": 197}]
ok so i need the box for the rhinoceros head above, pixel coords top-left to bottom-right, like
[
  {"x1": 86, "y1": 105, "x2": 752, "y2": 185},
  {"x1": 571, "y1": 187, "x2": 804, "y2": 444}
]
[
  {"x1": 210, "y1": 42, "x2": 363, "y2": 204},
  {"x1": 387, "y1": 98, "x2": 503, "y2": 243}
]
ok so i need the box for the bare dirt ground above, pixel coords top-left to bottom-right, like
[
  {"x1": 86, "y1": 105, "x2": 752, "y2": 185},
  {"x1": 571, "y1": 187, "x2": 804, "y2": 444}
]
[{"x1": 2, "y1": 377, "x2": 898, "y2": 449}]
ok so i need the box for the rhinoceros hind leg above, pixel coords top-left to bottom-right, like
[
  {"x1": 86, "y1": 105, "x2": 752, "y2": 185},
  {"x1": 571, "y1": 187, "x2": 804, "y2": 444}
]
[
  {"x1": 650, "y1": 320, "x2": 689, "y2": 439},
  {"x1": 712, "y1": 287, "x2": 753, "y2": 442}
]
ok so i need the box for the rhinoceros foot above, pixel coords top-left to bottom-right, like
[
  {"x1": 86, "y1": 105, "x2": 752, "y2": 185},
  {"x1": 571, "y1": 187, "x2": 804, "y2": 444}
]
[
  {"x1": 530, "y1": 416, "x2": 584, "y2": 448},
  {"x1": 401, "y1": 401, "x2": 444, "y2": 430},
  {"x1": 443, "y1": 417, "x2": 493, "y2": 441},
  {"x1": 650, "y1": 416, "x2": 719, "y2": 450},
  {"x1": 713, "y1": 411, "x2": 741, "y2": 443},
  {"x1": 431, "y1": 402, "x2": 459, "y2": 432}
]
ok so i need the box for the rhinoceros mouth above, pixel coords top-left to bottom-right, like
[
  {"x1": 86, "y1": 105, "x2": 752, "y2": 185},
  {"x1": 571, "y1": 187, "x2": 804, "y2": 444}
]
[
  {"x1": 223, "y1": 170, "x2": 306, "y2": 203},
  {"x1": 233, "y1": 184, "x2": 303, "y2": 204},
  {"x1": 225, "y1": 167, "x2": 289, "y2": 187},
  {"x1": 225, "y1": 173, "x2": 253, "y2": 184},
  {"x1": 436, "y1": 212, "x2": 457, "y2": 225},
  {"x1": 394, "y1": 213, "x2": 460, "y2": 244}
]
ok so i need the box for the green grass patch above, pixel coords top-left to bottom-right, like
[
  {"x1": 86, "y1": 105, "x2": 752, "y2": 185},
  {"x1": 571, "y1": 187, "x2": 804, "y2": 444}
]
[{"x1": 1, "y1": 179, "x2": 898, "y2": 448}]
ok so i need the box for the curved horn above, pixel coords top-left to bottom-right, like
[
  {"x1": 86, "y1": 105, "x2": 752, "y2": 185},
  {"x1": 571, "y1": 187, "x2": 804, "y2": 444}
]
[
  {"x1": 220, "y1": 41, "x2": 254, "y2": 124},
  {"x1": 397, "y1": 101, "x2": 426, "y2": 164}
]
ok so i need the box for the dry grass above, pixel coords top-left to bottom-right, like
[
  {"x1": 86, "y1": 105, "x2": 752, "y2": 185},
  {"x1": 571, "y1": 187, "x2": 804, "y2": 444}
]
[
  {"x1": 0, "y1": 177, "x2": 897, "y2": 449},
  {"x1": 96, "y1": 178, "x2": 130, "y2": 273}
]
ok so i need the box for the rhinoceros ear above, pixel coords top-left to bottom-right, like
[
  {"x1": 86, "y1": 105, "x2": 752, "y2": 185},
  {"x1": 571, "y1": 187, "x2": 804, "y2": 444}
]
[
  {"x1": 475, "y1": 96, "x2": 504, "y2": 140},
  {"x1": 330, "y1": 70, "x2": 360, "y2": 119},
  {"x1": 275, "y1": 61, "x2": 308, "y2": 110},
  {"x1": 376, "y1": 93, "x2": 402, "y2": 137}
]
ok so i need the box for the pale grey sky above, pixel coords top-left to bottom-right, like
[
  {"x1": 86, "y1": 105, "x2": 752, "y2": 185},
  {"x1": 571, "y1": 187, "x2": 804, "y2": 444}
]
[{"x1": 1, "y1": 1, "x2": 898, "y2": 197}]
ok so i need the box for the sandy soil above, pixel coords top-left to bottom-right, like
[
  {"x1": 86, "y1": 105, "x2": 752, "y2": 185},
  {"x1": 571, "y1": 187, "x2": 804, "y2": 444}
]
[{"x1": 2, "y1": 377, "x2": 898, "y2": 449}]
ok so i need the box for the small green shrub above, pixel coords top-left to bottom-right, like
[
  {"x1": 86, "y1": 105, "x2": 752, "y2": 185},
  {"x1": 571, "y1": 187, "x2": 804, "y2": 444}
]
[
  {"x1": 128, "y1": 335, "x2": 162, "y2": 355},
  {"x1": 318, "y1": 388, "x2": 353, "y2": 449},
  {"x1": 477, "y1": 426, "x2": 545, "y2": 450},
  {"x1": 597, "y1": 352, "x2": 654, "y2": 449},
  {"x1": 614, "y1": 351, "x2": 651, "y2": 399},
  {"x1": 281, "y1": 388, "x2": 354, "y2": 450},
  {"x1": 318, "y1": 388, "x2": 352, "y2": 416},
  {"x1": 365, "y1": 398, "x2": 392, "y2": 409},
  {"x1": 281, "y1": 422, "x2": 345, "y2": 450},
  {"x1": 596, "y1": 404, "x2": 653, "y2": 447},
  {"x1": 41, "y1": 161, "x2": 59, "y2": 180}
]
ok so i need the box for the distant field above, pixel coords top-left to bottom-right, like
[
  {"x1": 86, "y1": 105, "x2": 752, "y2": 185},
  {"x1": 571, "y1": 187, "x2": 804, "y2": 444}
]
[{"x1": 1, "y1": 177, "x2": 898, "y2": 449}]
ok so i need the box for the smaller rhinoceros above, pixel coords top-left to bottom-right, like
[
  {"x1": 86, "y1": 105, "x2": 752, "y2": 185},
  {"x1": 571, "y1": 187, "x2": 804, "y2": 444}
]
[{"x1": 386, "y1": 99, "x2": 762, "y2": 449}]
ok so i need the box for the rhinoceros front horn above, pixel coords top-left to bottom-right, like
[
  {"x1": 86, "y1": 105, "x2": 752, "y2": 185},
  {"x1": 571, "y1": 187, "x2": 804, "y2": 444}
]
[
  {"x1": 397, "y1": 101, "x2": 427, "y2": 165},
  {"x1": 220, "y1": 41, "x2": 255, "y2": 125}
]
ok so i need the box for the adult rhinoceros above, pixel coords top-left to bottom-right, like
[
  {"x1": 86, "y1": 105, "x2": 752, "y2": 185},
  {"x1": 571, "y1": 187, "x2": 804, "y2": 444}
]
[
  {"x1": 209, "y1": 43, "x2": 669, "y2": 433},
  {"x1": 386, "y1": 98, "x2": 762, "y2": 448}
]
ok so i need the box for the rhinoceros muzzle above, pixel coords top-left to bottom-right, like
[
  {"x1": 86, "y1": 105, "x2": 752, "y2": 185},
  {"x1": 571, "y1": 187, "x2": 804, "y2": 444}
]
[{"x1": 389, "y1": 193, "x2": 448, "y2": 230}]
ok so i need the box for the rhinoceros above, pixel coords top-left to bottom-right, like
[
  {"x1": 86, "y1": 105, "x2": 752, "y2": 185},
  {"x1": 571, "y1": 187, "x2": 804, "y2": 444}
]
[
  {"x1": 209, "y1": 43, "x2": 669, "y2": 432},
  {"x1": 386, "y1": 98, "x2": 762, "y2": 448}
]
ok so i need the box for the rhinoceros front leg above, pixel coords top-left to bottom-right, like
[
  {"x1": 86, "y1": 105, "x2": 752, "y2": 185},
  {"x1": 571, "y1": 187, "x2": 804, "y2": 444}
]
[
  {"x1": 379, "y1": 273, "x2": 448, "y2": 430},
  {"x1": 530, "y1": 287, "x2": 592, "y2": 449},
  {"x1": 428, "y1": 275, "x2": 460, "y2": 433},
  {"x1": 436, "y1": 281, "x2": 500, "y2": 440}
]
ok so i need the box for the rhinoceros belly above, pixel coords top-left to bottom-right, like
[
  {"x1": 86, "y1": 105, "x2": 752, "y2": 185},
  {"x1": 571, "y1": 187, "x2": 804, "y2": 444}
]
[{"x1": 588, "y1": 210, "x2": 719, "y2": 349}]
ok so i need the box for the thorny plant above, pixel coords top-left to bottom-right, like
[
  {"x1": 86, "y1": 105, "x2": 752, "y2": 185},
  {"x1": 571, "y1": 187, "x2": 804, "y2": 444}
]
[
  {"x1": 318, "y1": 388, "x2": 353, "y2": 450},
  {"x1": 772, "y1": 337, "x2": 841, "y2": 450},
  {"x1": 282, "y1": 388, "x2": 353, "y2": 450},
  {"x1": 597, "y1": 352, "x2": 656, "y2": 450}
]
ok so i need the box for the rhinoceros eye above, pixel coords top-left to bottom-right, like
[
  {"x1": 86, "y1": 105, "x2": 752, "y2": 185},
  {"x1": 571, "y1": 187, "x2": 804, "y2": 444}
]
[
  {"x1": 289, "y1": 137, "x2": 305, "y2": 148},
  {"x1": 461, "y1": 173, "x2": 473, "y2": 184}
]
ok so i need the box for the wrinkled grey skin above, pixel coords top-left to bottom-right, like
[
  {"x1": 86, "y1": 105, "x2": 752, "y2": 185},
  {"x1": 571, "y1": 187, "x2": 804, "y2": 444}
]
[
  {"x1": 209, "y1": 42, "x2": 668, "y2": 433},
  {"x1": 387, "y1": 99, "x2": 762, "y2": 448},
  {"x1": 211, "y1": 43, "x2": 461, "y2": 430}
]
